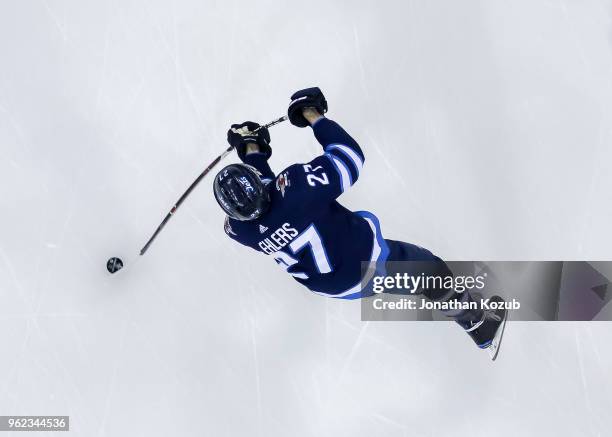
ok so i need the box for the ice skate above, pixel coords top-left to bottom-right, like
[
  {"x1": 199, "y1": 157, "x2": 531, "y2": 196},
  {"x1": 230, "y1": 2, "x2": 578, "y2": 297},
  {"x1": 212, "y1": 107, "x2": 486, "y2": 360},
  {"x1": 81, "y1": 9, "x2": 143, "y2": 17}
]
[{"x1": 464, "y1": 295, "x2": 508, "y2": 360}]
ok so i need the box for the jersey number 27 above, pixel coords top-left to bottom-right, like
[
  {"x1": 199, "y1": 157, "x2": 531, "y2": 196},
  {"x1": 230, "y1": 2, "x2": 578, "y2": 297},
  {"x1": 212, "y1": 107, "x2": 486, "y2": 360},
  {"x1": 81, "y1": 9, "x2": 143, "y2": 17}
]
[
  {"x1": 304, "y1": 164, "x2": 329, "y2": 186},
  {"x1": 273, "y1": 224, "x2": 332, "y2": 279}
]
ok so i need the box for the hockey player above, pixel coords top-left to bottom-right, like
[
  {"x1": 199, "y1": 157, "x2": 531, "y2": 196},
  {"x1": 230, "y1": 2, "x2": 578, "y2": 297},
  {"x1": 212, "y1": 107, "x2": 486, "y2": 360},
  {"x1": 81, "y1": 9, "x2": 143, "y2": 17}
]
[{"x1": 214, "y1": 87, "x2": 506, "y2": 359}]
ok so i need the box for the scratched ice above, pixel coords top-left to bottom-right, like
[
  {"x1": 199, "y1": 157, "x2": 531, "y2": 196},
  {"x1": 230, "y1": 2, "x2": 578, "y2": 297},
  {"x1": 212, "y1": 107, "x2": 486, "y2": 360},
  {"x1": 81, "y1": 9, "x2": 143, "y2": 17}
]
[{"x1": 1, "y1": 1, "x2": 612, "y2": 436}]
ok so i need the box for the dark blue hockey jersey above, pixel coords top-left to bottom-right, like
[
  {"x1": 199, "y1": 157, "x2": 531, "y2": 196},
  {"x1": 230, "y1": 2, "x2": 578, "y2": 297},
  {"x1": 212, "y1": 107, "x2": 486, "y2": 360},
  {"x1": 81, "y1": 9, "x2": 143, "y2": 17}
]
[{"x1": 223, "y1": 117, "x2": 389, "y2": 299}]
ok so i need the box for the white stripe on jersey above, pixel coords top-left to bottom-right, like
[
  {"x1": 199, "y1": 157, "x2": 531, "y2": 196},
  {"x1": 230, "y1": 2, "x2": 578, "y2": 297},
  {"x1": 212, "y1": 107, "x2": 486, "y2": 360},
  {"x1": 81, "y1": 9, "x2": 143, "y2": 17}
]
[
  {"x1": 326, "y1": 153, "x2": 352, "y2": 192},
  {"x1": 326, "y1": 144, "x2": 363, "y2": 175}
]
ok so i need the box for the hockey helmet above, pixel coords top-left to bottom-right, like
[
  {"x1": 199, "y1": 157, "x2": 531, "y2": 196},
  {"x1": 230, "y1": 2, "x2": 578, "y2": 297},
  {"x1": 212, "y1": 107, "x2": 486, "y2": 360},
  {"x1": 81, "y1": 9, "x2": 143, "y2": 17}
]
[{"x1": 213, "y1": 164, "x2": 270, "y2": 221}]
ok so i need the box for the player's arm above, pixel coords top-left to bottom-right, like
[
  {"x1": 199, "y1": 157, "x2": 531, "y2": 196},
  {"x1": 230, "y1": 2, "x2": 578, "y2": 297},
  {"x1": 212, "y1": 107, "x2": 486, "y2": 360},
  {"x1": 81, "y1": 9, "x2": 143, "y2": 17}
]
[
  {"x1": 287, "y1": 87, "x2": 364, "y2": 200},
  {"x1": 223, "y1": 216, "x2": 261, "y2": 252},
  {"x1": 242, "y1": 143, "x2": 275, "y2": 182},
  {"x1": 227, "y1": 121, "x2": 275, "y2": 182},
  {"x1": 305, "y1": 109, "x2": 364, "y2": 192}
]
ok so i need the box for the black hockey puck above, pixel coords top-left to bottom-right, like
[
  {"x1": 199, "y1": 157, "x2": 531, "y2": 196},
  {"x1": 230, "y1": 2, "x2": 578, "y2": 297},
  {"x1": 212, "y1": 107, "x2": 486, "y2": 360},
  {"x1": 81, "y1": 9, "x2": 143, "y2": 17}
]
[{"x1": 107, "y1": 257, "x2": 124, "y2": 274}]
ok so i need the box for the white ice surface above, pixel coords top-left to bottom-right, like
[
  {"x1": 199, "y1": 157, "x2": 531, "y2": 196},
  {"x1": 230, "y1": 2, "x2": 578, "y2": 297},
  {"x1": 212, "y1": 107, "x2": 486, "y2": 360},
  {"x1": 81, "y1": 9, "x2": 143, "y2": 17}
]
[{"x1": 1, "y1": 1, "x2": 612, "y2": 436}]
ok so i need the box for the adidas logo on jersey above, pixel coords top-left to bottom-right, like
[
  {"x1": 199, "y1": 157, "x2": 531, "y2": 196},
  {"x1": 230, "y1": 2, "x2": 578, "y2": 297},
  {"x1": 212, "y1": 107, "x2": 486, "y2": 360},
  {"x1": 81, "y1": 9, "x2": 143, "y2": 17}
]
[{"x1": 259, "y1": 224, "x2": 268, "y2": 234}]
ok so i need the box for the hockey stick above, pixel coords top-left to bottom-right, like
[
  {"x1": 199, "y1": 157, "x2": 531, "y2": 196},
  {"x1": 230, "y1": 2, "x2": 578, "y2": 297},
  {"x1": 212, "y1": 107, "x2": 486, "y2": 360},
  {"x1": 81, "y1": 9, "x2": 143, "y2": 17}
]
[{"x1": 139, "y1": 115, "x2": 288, "y2": 256}]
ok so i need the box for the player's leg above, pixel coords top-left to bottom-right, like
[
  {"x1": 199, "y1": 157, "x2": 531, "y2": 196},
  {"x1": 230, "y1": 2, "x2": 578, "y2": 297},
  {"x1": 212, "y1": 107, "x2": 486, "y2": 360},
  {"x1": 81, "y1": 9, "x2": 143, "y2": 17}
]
[
  {"x1": 384, "y1": 240, "x2": 507, "y2": 358},
  {"x1": 385, "y1": 239, "x2": 483, "y2": 325}
]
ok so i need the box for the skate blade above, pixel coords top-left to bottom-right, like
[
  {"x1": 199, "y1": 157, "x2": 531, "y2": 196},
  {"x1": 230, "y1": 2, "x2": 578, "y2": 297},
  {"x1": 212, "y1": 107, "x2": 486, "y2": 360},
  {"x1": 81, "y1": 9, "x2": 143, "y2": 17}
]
[{"x1": 486, "y1": 311, "x2": 507, "y2": 361}]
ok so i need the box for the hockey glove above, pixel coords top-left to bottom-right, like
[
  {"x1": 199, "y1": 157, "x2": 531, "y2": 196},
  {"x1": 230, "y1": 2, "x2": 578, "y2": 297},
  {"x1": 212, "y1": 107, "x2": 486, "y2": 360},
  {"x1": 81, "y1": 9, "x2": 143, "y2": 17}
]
[
  {"x1": 287, "y1": 87, "x2": 328, "y2": 128},
  {"x1": 227, "y1": 121, "x2": 272, "y2": 161}
]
